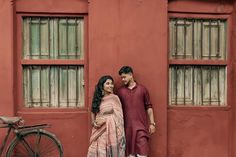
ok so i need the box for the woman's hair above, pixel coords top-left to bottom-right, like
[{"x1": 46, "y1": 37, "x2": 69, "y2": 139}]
[
  {"x1": 118, "y1": 66, "x2": 133, "y2": 75},
  {"x1": 92, "y1": 75, "x2": 114, "y2": 114}
]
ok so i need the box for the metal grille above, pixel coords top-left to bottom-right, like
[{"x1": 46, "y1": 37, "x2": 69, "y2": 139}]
[
  {"x1": 23, "y1": 66, "x2": 84, "y2": 108},
  {"x1": 169, "y1": 65, "x2": 226, "y2": 106},
  {"x1": 23, "y1": 17, "x2": 84, "y2": 59},
  {"x1": 169, "y1": 18, "x2": 227, "y2": 60},
  {"x1": 169, "y1": 17, "x2": 227, "y2": 106},
  {"x1": 22, "y1": 17, "x2": 85, "y2": 108}
]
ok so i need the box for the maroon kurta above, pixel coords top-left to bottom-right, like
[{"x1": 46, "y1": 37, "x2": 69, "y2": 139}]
[{"x1": 117, "y1": 84, "x2": 152, "y2": 156}]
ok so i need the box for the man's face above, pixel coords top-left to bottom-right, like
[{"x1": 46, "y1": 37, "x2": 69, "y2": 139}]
[{"x1": 120, "y1": 73, "x2": 133, "y2": 85}]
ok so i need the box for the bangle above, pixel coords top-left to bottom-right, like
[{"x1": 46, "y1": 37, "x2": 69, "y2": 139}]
[
  {"x1": 93, "y1": 121, "x2": 98, "y2": 127},
  {"x1": 150, "y1": 122, "x2": 156, "y2": 127}
]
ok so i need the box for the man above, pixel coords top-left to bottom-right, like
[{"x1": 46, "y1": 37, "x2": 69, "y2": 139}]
[{"x1": 117, "y1": 66, "x2": 156, "y2": 157}]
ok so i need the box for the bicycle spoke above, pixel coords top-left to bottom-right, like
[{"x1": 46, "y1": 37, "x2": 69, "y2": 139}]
[
  {"x1": 21, "y1": 138, "x2": 35, "y2": 156},
  {"x1": 7, "y1": 131, "x2": 62, "y2": 157},
  {"x1": 35, "y1": 130, "x2": 42, "y2": 155},
  {"x1": 35, "y1": 133, "x2": 61, "y2": 156},
  {"x1": 9, "y1": 139, "x2": 34, "y2": 157}
]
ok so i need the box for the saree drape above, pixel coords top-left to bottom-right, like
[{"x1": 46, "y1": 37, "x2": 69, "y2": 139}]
[{"x1": 87, "y1": 94, "x2": 126, "y2": 157}]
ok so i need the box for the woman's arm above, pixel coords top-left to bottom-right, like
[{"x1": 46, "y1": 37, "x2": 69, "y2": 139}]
[
  {"x1": 91, "y1": 112, "x2": 97, "y2": 128},
  {"x1": 91, "y1": 112, "x2": 106, "y2": 128},
  {"x1": 103, "y1": 107, "x2": 114, "y2": 115}
]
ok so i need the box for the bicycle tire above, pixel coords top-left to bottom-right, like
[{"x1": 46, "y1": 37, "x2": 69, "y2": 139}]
[{"x1": 6, "y1": 130, "x2": 63, "y2": 157}]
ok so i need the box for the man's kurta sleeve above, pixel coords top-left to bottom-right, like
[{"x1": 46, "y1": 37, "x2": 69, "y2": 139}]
[{"x1": 144, "y1": 87, "x2": 152, "y2": 110}]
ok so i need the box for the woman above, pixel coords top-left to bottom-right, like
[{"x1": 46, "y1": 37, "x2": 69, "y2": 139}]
[{"x1": 87, "y1": 75, "x2": 126, "y2": 157}]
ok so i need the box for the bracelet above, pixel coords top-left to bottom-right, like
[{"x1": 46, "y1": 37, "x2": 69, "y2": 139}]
[
  {"x1": 93, "y1": 121, "x2": 98, "y2": 127},
  {"x1": 150, "y1": 122, "x2": 156, "y2": 127}
]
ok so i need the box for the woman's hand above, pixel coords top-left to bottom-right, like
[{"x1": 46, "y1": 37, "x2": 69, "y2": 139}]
[
  {"x1": 103, "y1": 108, "x2": 114, "y2": 115},
  {"x1": 94, "y1": 117, "x2": 106, "y2": 128}
]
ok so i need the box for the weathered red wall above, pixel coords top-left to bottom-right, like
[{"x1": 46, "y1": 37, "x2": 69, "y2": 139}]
[
  {"x1": 0, "y1": 1, "x2": 15, "y2": 153},
  {"x1": 88, "y1": 0, "x2": 168, "y2": 156},
  {"x1": 0, "y1": 0, "x2": 235, "y2": 157},
  {"x1": 168, "y1": 1, "x2": 235, "y2": 157},
  {"x1": 168, "y1": 109, "x2": 231, "y2": 157},
  {"x1": 15, "y1": 0, "x2": 89, "y2": 157},
  {"x1": 0, "y1": 0, "x2": 15, "y2": 117},
  {"x1": 15, "y1": 0, "x2": 88, "y2": 13},
  {"x1": 168, "y1": 0, "x2": 233, "y2": 13},
  {"x1": 232, "y1": 1, "x2": 236, "y2": 157}
]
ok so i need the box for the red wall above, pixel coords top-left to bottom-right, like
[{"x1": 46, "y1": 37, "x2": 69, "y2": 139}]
[
  {"x1": 88, "y1": 0, "x2": 168, "y2": 156},
  {"x1": 0, "y1": 0, "x2": 15, "y2": 117},
  {"x1": 168, "y1": 1, "x2": 235, "y2": 157},
  {"x1": 0, "y1": 0, "x2": 15, "y2": 152},
  {"x1": 0, "y1": 0, "x2": 235, "y2": 157},
  {"x1": 1, "y1": 0, "x2": 89, "y2": 157},
  {"x1": 232, "y1": 1, "x2": 236, "y2": 157},
  {"x1": 0, "y1": 0, "x2": 168, "y2": 156}
]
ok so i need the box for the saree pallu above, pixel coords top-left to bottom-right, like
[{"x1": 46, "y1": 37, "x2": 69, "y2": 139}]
[{"x1": 87, "y1": 94, "x2": 126, "y2": 157}]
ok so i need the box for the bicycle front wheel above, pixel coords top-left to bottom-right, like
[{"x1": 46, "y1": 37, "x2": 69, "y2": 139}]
[{"x1": 6, "y1": 130, "x2": 63, "y2": 157}]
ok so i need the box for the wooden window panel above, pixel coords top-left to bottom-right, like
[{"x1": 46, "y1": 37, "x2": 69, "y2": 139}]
[
  {"x1": 23, "y1": 66, "x2": 84, "y2": 108},
  {"x1": 22, "y1": 16, "x2": 85, "y2": 108},
  {"x1": 169, "y1": 66, "x2": 226, "y2": 106},
  {"x1": 169, "y1": 18, "x2": 227, "y2": 60},
  {"x1": 169, "y1": 16, "x2": 228, "y2": 107},
  {"x1": 23, "y1": 17, "x2": 84, "y2": 60}
]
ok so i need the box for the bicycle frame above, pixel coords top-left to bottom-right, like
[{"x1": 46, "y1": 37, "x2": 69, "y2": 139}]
[
  {"x1": 0, "y1": 123, "x2": 50, "y2": 157},
  {"x1": 0, "y1": 124, "x2": 12, "y2": 156}
]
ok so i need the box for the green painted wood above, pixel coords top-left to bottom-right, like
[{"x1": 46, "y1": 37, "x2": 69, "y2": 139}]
[
  {"x1": 23, "y1": 66, "x2": 84, "y2": 108},
  {"x1": 23, "y1": 17, "x2": 84, "y2": 59},
  {"x1": 169, "y1": 18, "x2": 227, "y2": 106},
  {"x1": 169, "y1": 66, "x2": 226, "y2": 106},
  {"x1": 169, "y1": 18, "x2": 227, "y2": 60},
  {"x1": 22, "y1": 17, "x2": 85, "y2": 108}
]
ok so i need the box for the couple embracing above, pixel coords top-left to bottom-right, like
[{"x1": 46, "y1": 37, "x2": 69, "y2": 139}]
[{"x1": 87, "y1": 66, "x2": 156, "y2": 157}]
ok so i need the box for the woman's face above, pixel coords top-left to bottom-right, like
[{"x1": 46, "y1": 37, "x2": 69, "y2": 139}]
[{"x1": 103, "y1": 79, "x2": 114, "y2": 95}]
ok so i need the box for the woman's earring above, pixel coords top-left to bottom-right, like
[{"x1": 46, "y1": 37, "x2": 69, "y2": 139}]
[{"x1": 102, "y1": 90, "x2": 105, "y2": 96}]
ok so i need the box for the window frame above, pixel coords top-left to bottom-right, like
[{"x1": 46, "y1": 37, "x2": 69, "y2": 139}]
[
  {"x1": 168, "y1": 13, "x2": 232, "y2": 110},
  {"x1": 16, "y1": 13, "x2": 88, "y2": 112}
]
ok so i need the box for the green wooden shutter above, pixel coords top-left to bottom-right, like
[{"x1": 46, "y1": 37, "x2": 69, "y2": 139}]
[{"x1": 22, "y1": 17, "x2": 85, "y2": 108}]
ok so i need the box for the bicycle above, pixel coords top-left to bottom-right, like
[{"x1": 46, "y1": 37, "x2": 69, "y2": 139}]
[{"x1": 0, "y1": 116, "x2": 63, "y2": 157}]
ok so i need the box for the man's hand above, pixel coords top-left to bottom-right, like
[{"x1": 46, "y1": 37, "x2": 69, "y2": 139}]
[
  {"x1": 147, "y1": 108, "x2": 156, "y2": 134},
  {"x1": 149, "y1": 124, "x2": 156, "y2": 134}
]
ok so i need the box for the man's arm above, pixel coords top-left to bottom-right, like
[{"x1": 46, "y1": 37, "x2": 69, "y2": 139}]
[
  {"x1": 147, "y1": 108, "x2": 156, "y2": 134},
  {"x1": 143, "y1": 86, "x2": 156, "y2": 134}
]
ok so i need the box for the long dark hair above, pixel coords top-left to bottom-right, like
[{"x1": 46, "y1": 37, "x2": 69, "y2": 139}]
[{"x1": 92, "y1": 75, "x2": 114, "y2": 114}]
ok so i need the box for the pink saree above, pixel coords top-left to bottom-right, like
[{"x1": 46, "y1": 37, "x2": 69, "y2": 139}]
[{"x1": 87, "y1": 94, "x2": 126, "y2": 157}]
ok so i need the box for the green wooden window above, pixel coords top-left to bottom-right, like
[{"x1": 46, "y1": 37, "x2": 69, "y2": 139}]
[
  {"x1": 169, "y1": 66, "x2": 226, "y2": 106},
  {"x1": 169, "y1": 17, "x2": 227, "y2": 106},
  {"x1": 169, "y1": 18, "x2": 227, "y2": 60},
  {"x1": 22, "y1": 17, "x2": 85, "y2": 108}
]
